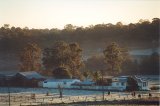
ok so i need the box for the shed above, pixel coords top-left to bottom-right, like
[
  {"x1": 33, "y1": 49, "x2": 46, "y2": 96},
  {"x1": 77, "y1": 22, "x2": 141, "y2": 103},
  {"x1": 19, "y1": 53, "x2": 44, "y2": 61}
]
[
  {"x1": 134, "y1": 75, "x2": 150, "y2": 90},
  {"x1": 12, "y1": 71, "x2": 45, "y2": 87},
  {"x1": 111, "y1": 76, "x2": 128, "y2": 91}
]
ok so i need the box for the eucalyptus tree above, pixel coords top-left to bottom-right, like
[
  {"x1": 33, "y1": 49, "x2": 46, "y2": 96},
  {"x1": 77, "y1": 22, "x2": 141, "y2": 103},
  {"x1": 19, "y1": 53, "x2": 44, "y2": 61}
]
[
  {"x1": 20, "y1": 43, "x2": 42, "y2": 71},
  {"x1": 103, "y1": 42, "x2": 127, "y2": 74},
  {"x1": 43, "y1": 41, "x2": 83, "y2": 78}
]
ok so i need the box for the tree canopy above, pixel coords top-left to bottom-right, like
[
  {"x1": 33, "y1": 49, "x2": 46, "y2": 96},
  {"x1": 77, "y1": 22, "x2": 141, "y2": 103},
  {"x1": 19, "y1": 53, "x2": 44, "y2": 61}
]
[
  {"x1": 19, "y1": 43, "x2": 42, "y2": 71},
  {"x1": 103, "y1": 42, "x2": 127, "y2": 74},
  {"x1": 42, "y1": 41, "x2": 83, "y2": 78},
  {"x1": 0, "y1": 18, "x2": 159, "y2": 75},
  {"x1": 53, "y1": 67, "x2": 72, "y2": 79},
  {"x1": 0, "y1": 18, "x2": 159, "y2": 53}
]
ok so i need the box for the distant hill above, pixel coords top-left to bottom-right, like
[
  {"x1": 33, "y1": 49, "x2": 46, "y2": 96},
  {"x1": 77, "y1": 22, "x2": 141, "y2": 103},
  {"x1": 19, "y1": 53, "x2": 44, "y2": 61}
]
[{"x1": 0, "y1": 18, "x2": 159, "y2": 72}]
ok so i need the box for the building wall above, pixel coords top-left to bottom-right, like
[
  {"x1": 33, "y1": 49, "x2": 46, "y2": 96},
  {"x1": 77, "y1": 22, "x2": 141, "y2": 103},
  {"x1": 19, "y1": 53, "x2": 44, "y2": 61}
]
[
  {"x1": 71, "y1": 85, "x2": 126, "y2": 91},
  {"x1": 111, "y1": 82, "x2": 127, "y2": 90},
  {"x1": 138, "y1": 81, "x2": 149, "y2": 90},
  {"x1": 42, "y1": 80, "x2": 80, "y2": 88}
]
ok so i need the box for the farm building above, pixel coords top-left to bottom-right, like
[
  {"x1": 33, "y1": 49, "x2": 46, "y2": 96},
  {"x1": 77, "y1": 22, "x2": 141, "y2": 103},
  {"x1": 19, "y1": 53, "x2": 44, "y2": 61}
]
[
  {"x1": 40, "y1": 79, "x2": 81, "y2": 88},
  {"x1": 0, "y1": 72, "x2": 17, "y2": 86},
  {"x1": 71, "y1": 80, "x2": 95, "y2": 89},
  {"x1": 0, "y1": 74, "x2": 5, "y2": 86},
  {"x1": 11, "y1": 71, "x2": 45, "y2": 87},
  {"x1": 111, "y1": 76, "x2": 128, "y2": 91},
  {"x1": 134, "y1": 75, "x2": 150, "y2": 90}
]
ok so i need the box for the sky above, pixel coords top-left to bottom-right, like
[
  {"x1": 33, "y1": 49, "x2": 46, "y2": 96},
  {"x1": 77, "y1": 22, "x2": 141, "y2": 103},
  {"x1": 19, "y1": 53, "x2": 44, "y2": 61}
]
[{"x1": 0, "y1": 0, "x2": 160, "y2": 29}]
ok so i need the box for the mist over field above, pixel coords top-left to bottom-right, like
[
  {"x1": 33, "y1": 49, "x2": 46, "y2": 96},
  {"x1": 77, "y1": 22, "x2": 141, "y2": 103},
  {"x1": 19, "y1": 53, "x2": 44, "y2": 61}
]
[{"x1": 0, "y1": 18, "x2": 159, "y2": 75}]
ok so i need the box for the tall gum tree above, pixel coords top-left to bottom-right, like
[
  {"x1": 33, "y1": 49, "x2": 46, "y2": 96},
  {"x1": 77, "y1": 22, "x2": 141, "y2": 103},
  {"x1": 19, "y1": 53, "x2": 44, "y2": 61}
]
[
  {"x1": 42, "y1": 41, "x2": 84, "y2": 79},
  {"x1": 19, "y1": 43, "x2": 42, "y2": 72},
  {"x1": 103, "y1": 42, "x2": 128, "y2": 75}
]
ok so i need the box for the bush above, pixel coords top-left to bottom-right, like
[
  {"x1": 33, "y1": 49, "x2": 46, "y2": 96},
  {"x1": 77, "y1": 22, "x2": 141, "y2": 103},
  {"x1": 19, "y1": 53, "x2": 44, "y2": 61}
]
[
  {"x1": 126, "y1": 77, "x2": 139, "y2": 91},
  {"x1": 150, "y1": 86, "x2": 160, "y2": 90}
]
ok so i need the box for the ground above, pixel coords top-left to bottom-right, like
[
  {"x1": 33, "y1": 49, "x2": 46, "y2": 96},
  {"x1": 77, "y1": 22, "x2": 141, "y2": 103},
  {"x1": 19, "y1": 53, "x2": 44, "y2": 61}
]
[{"x1": 0, "y1": 87, "x2": 159, "y2": 106}]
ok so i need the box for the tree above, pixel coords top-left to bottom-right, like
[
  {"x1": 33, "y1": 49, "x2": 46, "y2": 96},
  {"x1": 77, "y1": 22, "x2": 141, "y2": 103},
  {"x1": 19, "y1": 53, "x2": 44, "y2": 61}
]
[
  {"x1": 64, "y1": 24, "x2": 76, "y2": 31},
  {"x1": 3, "y1": 24, "x2": 10, "y2": 29},
  {"x1": 84, "y1": 55, "x2": 106, "y2": 72},
  {"x1": 19, "y1": 43, "x2": 42, "y2": 71},
  {"x1": 103, "y1": 42, "x2": 127, "y2": 74},
  {"x1": 92, "y1": 71, "x2": 101, "y2": 84},
  {"x1": 139, "y1": 52, "x2": 159, "y2": 75},
  {"x1": 126, "y1": 77, "x2": 139, "y2": 91},
  {"x1": 121, "y1": 59, "x2": 139, "y2": 75},
  {"x1": 53, "y1": 67, "x2": 72, "y2": 79},
  {"x1": 83, "y1": 71, "x2": 89, "y2": 79},
  {"x1": 42, "y1": 41, "x2": 70, "y2": 70},
  {"x1": 69, "y1": 43, "x2": 83, "y2": 78},
  {"x1": 42, "y1": 41, "x2": 83, "y2": 78},
  {"x1": 0, "y1": 18, "x2": 159, "y2": 73}
]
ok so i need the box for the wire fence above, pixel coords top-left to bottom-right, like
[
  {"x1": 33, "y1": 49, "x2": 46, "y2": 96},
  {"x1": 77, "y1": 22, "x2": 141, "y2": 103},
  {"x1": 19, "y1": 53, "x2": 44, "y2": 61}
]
[{"x1": 0, "y1": 91, "x2": 159, "y2": 106}]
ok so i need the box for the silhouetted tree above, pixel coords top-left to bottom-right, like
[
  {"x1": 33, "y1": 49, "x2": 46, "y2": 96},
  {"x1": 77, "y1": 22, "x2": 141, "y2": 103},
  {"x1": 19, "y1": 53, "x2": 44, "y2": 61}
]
[{"x1": 126, "y1": 77, "x2": 139, "y2": 91}]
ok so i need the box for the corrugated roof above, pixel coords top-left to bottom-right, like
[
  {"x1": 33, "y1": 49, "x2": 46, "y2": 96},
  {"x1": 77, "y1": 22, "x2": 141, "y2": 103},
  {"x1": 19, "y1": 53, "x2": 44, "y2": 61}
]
[
  {"x1": 112, "y1": 76, "x2": 128, "y2": 82},
  {"x1": 72, "y1": 81, "x2": 95, "y2": 86},
  {"x1": 45, "y1": 79, "x2": 79, "y2": 82},
  {"x1": 18, "y1": 71, "x2": 44, "y2": 79},
  {"x1": 118, "y1": 78, "x2": 128, "y2": 82},
  {"x1": 134, "y1": 75, "x2": 148, "y2": 82}
]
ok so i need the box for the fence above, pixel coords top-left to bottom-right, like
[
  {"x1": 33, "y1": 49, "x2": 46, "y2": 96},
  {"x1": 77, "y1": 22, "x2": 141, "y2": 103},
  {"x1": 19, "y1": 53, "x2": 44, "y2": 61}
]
[{"x1": 0, "y1": 91, "x2": 159, "y2": 106}]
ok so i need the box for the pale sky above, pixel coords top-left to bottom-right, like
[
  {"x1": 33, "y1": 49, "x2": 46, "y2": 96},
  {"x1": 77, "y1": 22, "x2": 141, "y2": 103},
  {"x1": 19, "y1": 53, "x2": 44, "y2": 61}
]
[{"x1": 0, "y1": 0, "x2": 160, "y2": 29}]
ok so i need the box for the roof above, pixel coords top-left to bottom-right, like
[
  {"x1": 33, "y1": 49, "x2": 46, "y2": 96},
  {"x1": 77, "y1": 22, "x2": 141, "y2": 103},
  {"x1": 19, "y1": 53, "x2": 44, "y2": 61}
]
[
  {"x1": 134, "y1": 75, "x2": 148, "y2": 82},
  {"x1": 112, "y1": 76, "x2": 128, "y2": 82},
  {"x1": 118, "y1": 78, "x2": 128, "y2": 82},
  {"x1": 72, "y1": 80, "x2": 95, "y2": 86},
  {"x1": 44, "y1": 79, "x2": 80, "y2": 82},
  {"x1": 17, "y1": 71, "x2": 44, "y2": 79},
  {"x1": 0, "y1": 73, "x2": 16, "y2": 79},
  {"x1": 135, "y1": 75, "x2": 159, "y2": 80},
  {"x1": 0, "y1": 71, "x2": 17, "y2": 76}
]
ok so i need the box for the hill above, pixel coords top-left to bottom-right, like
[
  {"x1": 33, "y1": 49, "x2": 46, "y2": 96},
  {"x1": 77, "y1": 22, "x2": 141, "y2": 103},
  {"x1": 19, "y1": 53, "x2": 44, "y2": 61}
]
[{"x1": 0, "y1": 18, "x2": 159, "y2": 72}]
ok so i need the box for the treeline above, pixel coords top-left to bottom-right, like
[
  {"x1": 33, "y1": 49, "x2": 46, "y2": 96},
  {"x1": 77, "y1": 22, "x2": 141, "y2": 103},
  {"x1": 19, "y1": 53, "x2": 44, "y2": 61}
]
[
  {"x1": 0, "y1": 18, "x2": 159, "y2": 55},
  {"x1": 84, "y1": 52, "x2": 159, "y2": 75},
  {"x1": 19, "y1": 41, "x2": 126, "y2": 79},
  {"x1": 0, "y1": 18, "x2": 159, "y2": 75},
  {"x1": 19, "y1": 41, "x2": 85, "y2": 79}
]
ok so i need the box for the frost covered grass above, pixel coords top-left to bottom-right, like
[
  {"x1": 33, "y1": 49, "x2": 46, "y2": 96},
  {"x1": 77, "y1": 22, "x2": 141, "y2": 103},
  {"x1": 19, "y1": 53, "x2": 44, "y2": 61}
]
[{"x1": 0, "y1": 87, "x2": 159, "y2": 106}]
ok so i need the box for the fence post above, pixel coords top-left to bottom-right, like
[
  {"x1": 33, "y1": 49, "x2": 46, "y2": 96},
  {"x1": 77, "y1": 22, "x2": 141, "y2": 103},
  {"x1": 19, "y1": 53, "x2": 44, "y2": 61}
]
[
  {"x1": 85, "y1": 96, "x2": 87, "y2": 102},
  {"x1": 95, "y1": 97, "x2": 96, "y2": 101}
]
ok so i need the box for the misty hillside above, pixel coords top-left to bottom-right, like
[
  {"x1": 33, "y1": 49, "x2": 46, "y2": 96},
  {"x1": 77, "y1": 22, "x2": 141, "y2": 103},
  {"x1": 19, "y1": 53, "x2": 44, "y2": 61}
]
[{"x1": 0, "y1": 18, "x2": 159, "y2": 71}]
